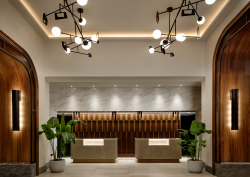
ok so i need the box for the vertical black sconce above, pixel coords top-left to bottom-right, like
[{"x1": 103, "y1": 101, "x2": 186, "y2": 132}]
[
  {"x1": 137, "y1": 111, "x2": 142, "y2": 121},
  {"x1": 230, "y1": 89, "x2": 239, "y2": 130},
  {"x1": 112, "y1": 111, "x2": 117, "y2": 123},
  {"x1": 12, "y1": 90, "x2": 21, "y2": 131}
]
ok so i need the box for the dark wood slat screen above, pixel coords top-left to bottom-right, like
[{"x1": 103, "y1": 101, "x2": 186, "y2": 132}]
[{"x1": 72, "y1": 112, "x2": 181, "y2": 157}]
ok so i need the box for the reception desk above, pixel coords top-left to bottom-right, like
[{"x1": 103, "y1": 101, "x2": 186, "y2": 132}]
[
  {"x1": 135, "y1": 138, "x2": 181, "y2": 163},
  {"x1": 71, "y1": 139, "x2": 118, "y2": 163}
]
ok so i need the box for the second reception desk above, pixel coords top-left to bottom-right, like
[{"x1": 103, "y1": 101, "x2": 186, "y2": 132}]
[
  {"x1": 71, "y1": 139, "x2": 118, "y2": 163},
  {"x1": 135, "y1": 138, "x2": 181, "y2": 163}
]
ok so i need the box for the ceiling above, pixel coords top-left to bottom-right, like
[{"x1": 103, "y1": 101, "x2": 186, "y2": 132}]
[{"x1": 9, "y1": 0, "x2": 238, "y2": 41}]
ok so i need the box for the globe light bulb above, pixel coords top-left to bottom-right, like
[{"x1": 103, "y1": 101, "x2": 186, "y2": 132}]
[
  {"x1": 149, "y1": 48, "x2": 155, "y2": 54},
  {"x1": 153, "y1": 30, "x2": 161, "y2": 39},
  {"x1": 75, "y1": 37, "x2": 82, "y2": 44},
  {"x1": 160, "y1": 39, "x2": 170, "y2": 49},
  {"x1": 176, "y1": 33, "x2": 186, "y2": 42},
  {"x1": 81, "y1": 40, "x2": 91, "y2": 50},
  {"x1": 205, "y1": 0, "x2": 216, "y2": 5},
  {"x1": 77, "y1": 0, "x2": 88, "y2": 6},
  {"x1": 197, "y1": 16, "x2": 205, "y2": 25},
  {"x1": 51, "y1": 27, "x2": 61, "y2": 36},
  {"x1": 65, "y1": 48, "x2": 70, "y2": 54},
  {"x1": 91, "y1": 35, "x2": 98, "y2": 43},
  {"x1": 79, "y1": 17, "x2": 86, "y2": 26}
]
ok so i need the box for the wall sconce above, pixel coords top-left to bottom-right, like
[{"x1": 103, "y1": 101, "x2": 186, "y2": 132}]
[
  {"x1": 12, "y1": 90, "x2": 21, "y2": 131},
  {"x1": 230, "y1": 89, "x2": 238, "y2": 130}
]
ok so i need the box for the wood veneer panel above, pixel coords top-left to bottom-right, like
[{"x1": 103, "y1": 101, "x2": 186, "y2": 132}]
[
  {"x1": 212, "y1": 4, "x2": 250, "y2": 173},
  {"x1": 72, "y1": 113, "x2": 181, "y2": 156}
]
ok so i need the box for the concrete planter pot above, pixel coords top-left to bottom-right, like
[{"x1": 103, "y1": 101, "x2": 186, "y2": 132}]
[
  {"x1": 49, "y1": 159, "x2": 65, "y2": 173},
  {"x1": 187, "y1": 159, "x2": 205, "y2": 173}
]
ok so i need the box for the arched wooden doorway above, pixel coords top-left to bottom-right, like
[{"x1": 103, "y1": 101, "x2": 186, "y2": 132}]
[
  {"x1": 0, "y1": 30, "x2": 39, "y2": 175},
  {"x1": 212, "y1": 2, "x2": 250, "y2": 175}
]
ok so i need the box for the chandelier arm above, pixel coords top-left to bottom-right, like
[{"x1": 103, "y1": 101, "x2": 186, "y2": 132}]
[
  {"x1": 188, "y1": 1, "x2": 200, "y2": 17},
  {"x1": 45, "y1": 1, "x2": 77, "y2": 17},
  {"x1": 167, "y1": 0, "x2": 184, "y2": 40},
  {"x1": 71, "y1": 51, "x2": 90, "y2": 55},
  {"x1": 158, "y1": 0, "x2": 204, "y2": 15},
  {"x1": 64, "y1": 0, "x2": 85, "y2": 40},
  {"x1": 70, "y1": 44, "x2": 82, "y2": 50}
]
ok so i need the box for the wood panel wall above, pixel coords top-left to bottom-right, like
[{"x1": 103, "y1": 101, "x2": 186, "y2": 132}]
[
  {"x1": 212, "y1": 2, "x2": 250, "y2": 173},
  {"x1": 0, "y1": 30, "x2": 39, "y2": 175},
  {"x1": 72, "y1": 112, "x2": 181, "y2": 157}
]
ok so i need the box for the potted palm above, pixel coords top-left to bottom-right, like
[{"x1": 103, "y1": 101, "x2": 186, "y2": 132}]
[
  {"x1": 38, "y1": 113, "x2": 86, "y2": 173},
  {"x1": 177, "y1": 120, "x2": 212, "y2": 173}
]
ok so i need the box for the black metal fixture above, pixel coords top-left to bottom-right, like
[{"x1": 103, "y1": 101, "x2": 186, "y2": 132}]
[
  {"x1": 112, "y1": 111, "x2": 117, "y2": 123},
  {"x1": 230, "y1": 89, "x2": 239, "y2": 130},
  {"x1": 137, "y1": 111, "x2": 142, "y2": 121},
  {"x1": 43, "y1": 0, "x2": 99, "y2": 57},
  {"x1": 149, "y1": 0, "x2": 216, "y2": 56},
  {"x1": 12, "y1": 90, "x2": 21, "y2": 131}
]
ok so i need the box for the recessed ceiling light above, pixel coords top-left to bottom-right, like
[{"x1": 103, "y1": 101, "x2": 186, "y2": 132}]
[
  {"x1": 180, "y1": 85, "x2": 182, "y2": 86},
  {"x1": 158, "y1": 85, "x2": 160, "y2": 87},
  {"x1": 71, "y1": 85, "x2": 73, "y2": 87},
  {"x1": 93, "y1": 85, "x2": 95, "y2": 87},
  {"x1": 136, "y1": 85, "x2": 138, "y2": 87},
  {"x1": 188, "y1": 112, "x2": 190, "y2": 113},
  {"x1": 114, "y1": 85, "x2": 116, "y2": 87}
]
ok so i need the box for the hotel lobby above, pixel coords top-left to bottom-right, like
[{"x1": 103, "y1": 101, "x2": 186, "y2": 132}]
[{"x1": 0, "y1": 0, "x2": 250, "y2": 177}]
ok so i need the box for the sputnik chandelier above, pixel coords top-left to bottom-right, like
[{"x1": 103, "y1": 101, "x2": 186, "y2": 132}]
[
  {"x1": 149, "y1": 0, "x2": 216, "y2": 56},
  {"x1": 43, "y1": 0, "x2": 99, "y2": 57}
]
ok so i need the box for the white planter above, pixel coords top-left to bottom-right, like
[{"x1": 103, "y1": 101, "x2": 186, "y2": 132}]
[
  {"x1": 49, "y1": 159, "x2": 65, "y2": 173},
  {"x1": 187, "y1": 160, "x2": 205, "y2": 173}
]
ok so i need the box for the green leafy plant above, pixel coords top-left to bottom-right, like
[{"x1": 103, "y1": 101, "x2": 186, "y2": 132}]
[
  {"x1": 38, "y1": 113, "x2": 87, "y2": 161},
  {"x1": 177, "y1": 120, "x2": 212, "y2": 161}
]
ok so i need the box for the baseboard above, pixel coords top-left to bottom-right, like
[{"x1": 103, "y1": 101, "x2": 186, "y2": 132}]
[
  {"x1": 73, "y1": 159, "x2": 116, "y2": 163},
  {"x1": 137, "y1": 159, "x2": 180, "y2": 163},
  {"x1": 205, "y1": 165, "x2": 213, "y2": 175},
  {"x1": 39, "y1": 162, "x2": 49, "y2": 175}
]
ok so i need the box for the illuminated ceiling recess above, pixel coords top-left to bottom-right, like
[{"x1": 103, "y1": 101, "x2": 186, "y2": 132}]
[
  {"x1": 149, "y1": 0, "x2": 216, "y2": 56},
  {"x1": 43, "y1": 0, "x2": 99, "y2": 57}
]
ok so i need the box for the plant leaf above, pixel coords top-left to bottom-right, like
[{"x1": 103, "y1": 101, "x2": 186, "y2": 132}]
[
  {"x1": 47, "y1": 117, "x2": 59, "y2": 128},
  {"x1": 65, "y1": 125, "x2": 71, "y2": 133},
  {"x1": 41, "y1": 124, "x2": 55, "y2": 140},
  {"x1": 67, "y1": 119, "x2": 87, "y2": 127}
]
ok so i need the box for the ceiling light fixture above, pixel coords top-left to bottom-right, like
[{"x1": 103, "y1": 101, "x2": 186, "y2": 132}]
[
  {"x1": 43, "y1": 0, "x2": 99, "y2": 57},
  {"x1": 149, "y1": 0, "x2": 215, "y2": 56}
]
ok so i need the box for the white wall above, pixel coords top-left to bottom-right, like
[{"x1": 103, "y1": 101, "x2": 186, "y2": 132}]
[
  {"x1": 45, "y1": 41, "x2": 205, "y2": 77},
  {"x1": 0, "y1": 0, "x2": 50, "y2": 168},
  {"x1": 203, "y1": 0, "x2": 249, "y2": 167}
]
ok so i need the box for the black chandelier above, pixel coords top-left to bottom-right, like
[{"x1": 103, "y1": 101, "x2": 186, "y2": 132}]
[
  {"x1": 149, "y1": 0, "x2": 216, "y2": 56},
  {"x1": 43, "y1": 0, "x2": 99, "y2": 57}
]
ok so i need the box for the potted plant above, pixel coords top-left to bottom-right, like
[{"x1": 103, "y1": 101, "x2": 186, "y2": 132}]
[
  {"x1": 177, "y1": 120, "x2": 212, "y2": 173},
  {"x1": 38, "y1": 113, "x2": 87, "y2": 173}
]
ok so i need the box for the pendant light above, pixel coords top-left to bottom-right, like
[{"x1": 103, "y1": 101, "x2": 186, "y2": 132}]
[
  {"x1": 82, "y1": 40, "x2": 92, "y2": 50},
  {"x1": 51, "y1": 27, "x2": 61, "y2": 36},
  {"x1": 91, "y1": 35, "x2": 99, "y2": 43},
  {"x1": 197, "y1": 16, "x2": 205, "y2": 25},
  {"x1": 149, "y1": 47, "x2": 155, "y2": 54},
  {"x1": 205, "y1": 0, "x2": 216, "y2": 5},
  {"x1": 77, "y1": 0, "x2": 88, "y2": 6},
  {"x1": 176, "y1": 33, "x2": 186, "y2": 42},
  {"x1": 153, "y1": 30, "x2": 161, "y2": 39},
  {"x1": 79, "y1": 17, "x2": 86, "y2": 26},
  {"x1": 75, "y1": 37, "x2": 82, "y2": 45},
  {"x1": 65, "y1": 47, "x2": 71, "y2": 54},
  {"x1": 160, "y1": 39, "x2": 170, "y2": 49}
]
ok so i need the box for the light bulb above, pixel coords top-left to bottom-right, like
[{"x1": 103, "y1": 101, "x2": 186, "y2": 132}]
[
  {"x1": 79, "y1": 17, "x2": 86, "y2": 26},
  {"x1": 65, "y1": 48, "x2": 70, "y2": 54},
  {"x1": 91, "y1": 35, "x2": 98, "y2": 43},
  {"x1": 153, "y1": 30, "x2": 161, "y2": 39},
  {"x1": 176, "y1": 33, "x2": 186, "y2": 42},
  {"x1": 75, "y1": 37, "x2": 82, "y2": 44},
  {"x1": 205, "y1": 0, "x2": 216, "y2": 5},
  {"x1": 77, "y1": 0, "x2": 88, "y2": 6},
  {"x1": 197, "y1": 16, "x2": 205, "y2": 25},
  {"x1": 51, "y1": 27, "x2": 61, "y2": 36},
  {"x1": 149, "y1": 48, "x2": 154, "y2": 54},
  {"x1": 160, "y1": 39, "x2": 170, "y2": 49},
  {"x1": 81, "y1": 40, "x2": 91, "y2": 50}
]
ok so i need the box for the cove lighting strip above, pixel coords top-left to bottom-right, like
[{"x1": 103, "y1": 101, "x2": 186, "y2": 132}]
[{"x1": 83, "y1": 139, "x2": 104, "y2": 146}]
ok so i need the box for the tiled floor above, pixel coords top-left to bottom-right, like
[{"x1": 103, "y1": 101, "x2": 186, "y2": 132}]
[{"x1": 39, "y1": 157, "x2": 215, "y2": 177}]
